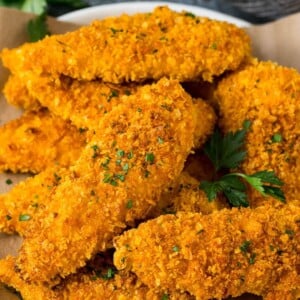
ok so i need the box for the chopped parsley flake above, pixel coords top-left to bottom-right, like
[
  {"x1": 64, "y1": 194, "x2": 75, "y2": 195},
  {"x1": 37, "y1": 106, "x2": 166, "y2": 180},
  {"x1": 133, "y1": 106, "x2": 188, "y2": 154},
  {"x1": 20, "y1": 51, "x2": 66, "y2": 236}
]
[
  {"x1": 240, "y1": 240, "x2": 251, "y2": 253},
  {"x1": 172, "y1": 245, "x2": 180, "y2": 252},
  {"x1": 54, "y1": 173, "x2": 61, "y2": 182},
  {"x1": 161, "y1": 103, "x2": 172, "y2": 111},
  {"x1": 126, "y1": 199, "x2": 133, "y2": 209},
  {"x1": 249, "y1": 253, "x2": 256, "y2": 265},
  {"x1": 19, "y1": 214, "x2": 31, "y2": 221},
  {"x1": 6, "y1": 215, "x2": 12, "y2": 221},
  {"x1": 117, "y1": 149, "x2": 125, "y2": 158},
  {"x1": 115, "y1": 174, "x2": 125, "y2": 182},
  {"x1": 271, "y1": 133, "x2": 282, "y2": 143},
  {"x1": 91, "y1": 145, "x2": 100, "y2": 158},
  {"x1": 103, "y1": 173, "x2": 118, "y2": 186},
  {"x1": 101, "y1": 157, "x2": 110, "y2": 170},
  {"x1": 122, "y1": 163, "x2": 129, "y2": 173},
  {"x1": 102, "y1": 267, "x2": 116, "y2": 280},
  {"x1": 5, "y1": 179, "x2": 13, "y2": 185},
  {"x1": 211, "y1": 42, "x2": 217, "y2": 49},
  {"x1": 107, "y1": 90, "x2": 119, "y2": 102},
  {"x1": 110, "y1": 28, "x2": 123, "y2": 35},
  {"x1": 79, "y1": 127, "x2": 87, "y2": 133},
  {"x1": 157, "y1": 137, "x2": 164, "y2": 144},
  {"x1": 285, "y1": 229, "x2": 295, "y2": 236},
  {"x1": 127, "y1": 150, "x2": 134, "y2": 159},
  {"x1": 184, "y1": 12, "x2": 196, "y2": 18},
  {"x1": 161, "y1": 294, "x2": 169, "y2": 300},
  {"x1": 145, "y1": 152, "x2": 155, "y2": 164},
  {"x1": 144, "y1": 170, "x2": 150, "y2": 178}
]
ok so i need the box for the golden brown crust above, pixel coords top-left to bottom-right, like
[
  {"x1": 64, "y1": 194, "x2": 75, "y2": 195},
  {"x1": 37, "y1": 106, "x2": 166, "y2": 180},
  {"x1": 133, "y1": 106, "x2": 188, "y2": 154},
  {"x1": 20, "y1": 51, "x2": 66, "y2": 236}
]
[
  {"x1": 0, "y1": 256, "x2": 194, "y2": 300},
  {"x1": 114, "y1": 204, "x2": 300, "y2": 300},
  {"x1": 1, "y1": 7, "x2": 251, "y2": 83},
  {"x1": 0, "y1": 167, "x2": 70, "y2": 235},
  {"x1": 0, "y1": 109, "x2": 86, "y2": 173},
  {"x1": 3, "y1": 74, "x2": 41, "y2": 110}
]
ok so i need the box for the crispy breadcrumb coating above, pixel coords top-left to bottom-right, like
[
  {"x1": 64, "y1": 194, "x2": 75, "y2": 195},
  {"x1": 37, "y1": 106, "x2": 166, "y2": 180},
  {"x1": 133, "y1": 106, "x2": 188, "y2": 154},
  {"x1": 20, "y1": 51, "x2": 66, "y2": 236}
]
[
  {"x1": 8, "y1": 79, "x2": 201, "y2": 283},
  {"x1": 214, "y1": 60, "x2": 300, "y2": 205},
  {"x1": 1, "y1": 7, "x2": 251, "y2": 83},
  {"x1": 0, "y1": 167, "x2": 70, "y2": 235},
  {"x1": 3, "y1": 74, "x2": 41, "y2": 110},
  {"x1": 4, "y1": 73, "x2": 215, "y2": 146},
  {"x1": 191, "y1": 99, "x2": 216, "y2": 148},
  {"x1": 4, "y1": 73, "x2": 137, "y2": 130},
  {"x1": 149, "y1": 171, "x2": 227, "y2": 218},
  {"x1": 0, "y1": 256, "x2": 193, "y2": 300},
  {"x1": 0, "y1": 109, "x2": 86, "y2": 173},
  {"x1": 114, "y1": 203, "x2": 300, "y2": 300}
]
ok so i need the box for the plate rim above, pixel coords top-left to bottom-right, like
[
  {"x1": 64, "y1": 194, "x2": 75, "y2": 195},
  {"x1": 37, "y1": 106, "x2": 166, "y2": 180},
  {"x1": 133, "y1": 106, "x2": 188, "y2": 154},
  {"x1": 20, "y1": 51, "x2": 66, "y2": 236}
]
[{"x1": 58, "y1": 1, "x2": 250, "y2": 27}]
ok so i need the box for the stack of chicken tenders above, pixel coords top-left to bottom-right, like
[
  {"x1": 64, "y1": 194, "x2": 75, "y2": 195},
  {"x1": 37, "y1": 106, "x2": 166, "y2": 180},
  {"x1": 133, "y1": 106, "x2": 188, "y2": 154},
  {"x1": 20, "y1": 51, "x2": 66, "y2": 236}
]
[{"x1": 0, "y1": 6, "x2": 299, "y2": 300}]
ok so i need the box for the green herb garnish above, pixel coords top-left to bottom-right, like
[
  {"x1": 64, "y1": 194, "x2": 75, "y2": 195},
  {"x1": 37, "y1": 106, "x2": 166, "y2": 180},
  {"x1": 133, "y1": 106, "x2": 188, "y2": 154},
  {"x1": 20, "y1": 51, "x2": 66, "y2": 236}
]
[
  {"x1": 240, "y1": 240, "x2": 251, "y2": 253},
  {"x1": 27, "y1": 12, "x2": 49, "y2": 42},
  {"x1": 19, "y1": 214, "x2": 31, "y2": 221},
  {"x1": 161, "y1": 294, "x2": 169, "y2": 300},
  {"x1": 102, "y1": 267, "x2": 116, "y2": 280},
  {"x1": 172, "y1": 245, "x2": 180, "y2": 252},
  {"x1": 271, "y1": 133, "x2": 282, "y2": 143},
  {"x1": 0, "y1": 0, "x2": 88, "y2": 42},
  {"x1": 5, "y1": 178, "x2": 13, "y2": 185},
  {"x1": 200, "y1": 120, "x2": 285, "y2": 207},
  {"x1": 145, "y1": 152, "x2": 155, "y2": 164},
  {"x1": 157, "y1": 136, "x2": 164, "y2": 144},
  {"x1": 126, "y1": 199, "x2": 133, "y2": 209}
]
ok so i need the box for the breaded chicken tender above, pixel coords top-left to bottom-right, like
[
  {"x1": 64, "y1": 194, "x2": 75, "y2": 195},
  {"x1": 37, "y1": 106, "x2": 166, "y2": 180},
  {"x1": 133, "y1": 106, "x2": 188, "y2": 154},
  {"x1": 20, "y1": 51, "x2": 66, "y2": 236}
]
[
  {"x1": 4, "y1": 73, "x2": 137, "y2": 130},
  {"x1": 0, "y1": 109, "x2": 86, "y2": 173},
  {"x1": 0, "y1": 167, "x2": 70, "y2": 235},
  {"x1": 6, "y1": 79, "x2": 203, "y2": 284},
  {"x1": 0, "y1": 256, "x2": 194, "y2": 300},
  {"x1": 149, "y1": 171, "x2": 227, "y2": 218},
  {"x1": 4, "y1": 73, "x2": 215, "y2": 145},
  {"x1": 214, "y1": 60, "x2": 300, "y2": 205},
  {"x1": 114, "y1": 203, "x2": 300, "y2": 300},
  {"x1": 1, "y1": 7, "x2": 251, "y2": 83},
  {"x1": 3, "y1": 74, "x2": 41, "y2": 110}
]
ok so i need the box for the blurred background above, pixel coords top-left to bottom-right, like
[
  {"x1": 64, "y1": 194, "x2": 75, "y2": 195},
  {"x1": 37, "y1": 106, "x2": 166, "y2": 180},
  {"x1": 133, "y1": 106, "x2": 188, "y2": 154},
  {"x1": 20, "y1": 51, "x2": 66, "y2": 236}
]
[{"x1": 47, "y1": 0, "x2": 300, "y2": 23}]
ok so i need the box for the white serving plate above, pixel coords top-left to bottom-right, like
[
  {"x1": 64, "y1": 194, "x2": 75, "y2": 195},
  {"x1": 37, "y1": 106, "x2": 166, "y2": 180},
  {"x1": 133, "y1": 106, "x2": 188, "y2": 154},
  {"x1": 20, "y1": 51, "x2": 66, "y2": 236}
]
[{"x1": 59, "y1": 1, "x2": 250, "y2": 27}]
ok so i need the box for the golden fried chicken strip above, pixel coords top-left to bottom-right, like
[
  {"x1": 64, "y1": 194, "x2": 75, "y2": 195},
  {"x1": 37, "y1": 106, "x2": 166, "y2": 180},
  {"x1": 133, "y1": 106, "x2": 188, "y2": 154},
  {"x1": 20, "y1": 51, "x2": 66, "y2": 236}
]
[
  {"x1": 4, "y1": 73, "x2": 137, "y2": 130},
  {"x1": 1, "y1": 7, "x2": 251, "y2": 83},
  {"x1": 26, "y1": 74, "x2": 215, "y2": 145},
  {"x1": 3, "y1": 74, "x2": 41, "y2": 110},
  {"x1": 114, "y1": 203, "x2": 300, "y2": 300},
  {"x1": 214, "y1": 59, "x2": 300, "y2": 205},
  {"x1": 0, "y1": 109, "x2": 86, "y2": 173},
  {"x1": 0, "y1": 256, "x2": 194, "y2": 300},
  {"x1": 10, "y1": 79, "x2": 202, "y2": 283},
  {"x1": 149, "y1": 171, "x2": 227, "y2": 218},
  {"x1": 0, "y1": 167, "x2": 70, "y2": 235}
]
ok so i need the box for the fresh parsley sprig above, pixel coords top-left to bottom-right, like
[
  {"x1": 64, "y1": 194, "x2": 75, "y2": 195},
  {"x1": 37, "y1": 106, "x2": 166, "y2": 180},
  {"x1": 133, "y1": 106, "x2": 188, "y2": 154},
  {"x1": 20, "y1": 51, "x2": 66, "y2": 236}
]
[
  {"x1": 0, "y1": 0, "x2": 88, "y2": 42},
  {"x1": 200, "y1": 121, "x2": 285, "y2": 207}
]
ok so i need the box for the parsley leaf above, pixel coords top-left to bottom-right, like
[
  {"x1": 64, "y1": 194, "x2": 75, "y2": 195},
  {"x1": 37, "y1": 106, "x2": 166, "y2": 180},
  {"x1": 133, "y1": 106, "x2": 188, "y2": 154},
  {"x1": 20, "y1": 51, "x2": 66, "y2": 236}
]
[
  {"x1": 0, "y1": 0, "x2": 46, "y2": 13},
  {"x1": 203, "y1": 120, "x2": 250, "y2": 171},
  {"x1": 27, "y1": 11, "x2": 49, "y2": 42},
  {"x1": 47, "y1": 0, "x2": 87, "y2": 8},
  {"x1": 200, "y1": 121, "x2": 285, "y2": 206}
]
